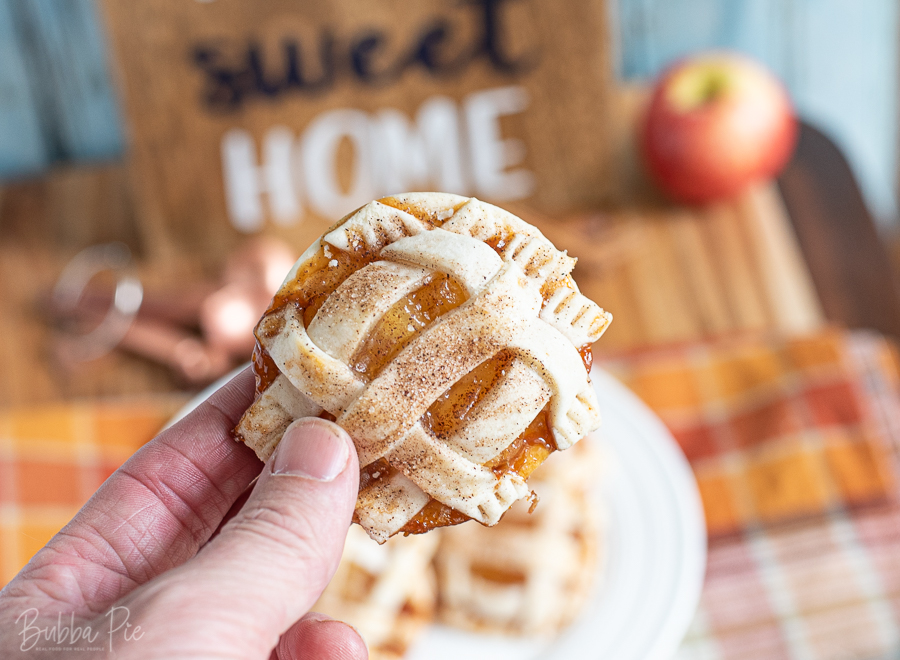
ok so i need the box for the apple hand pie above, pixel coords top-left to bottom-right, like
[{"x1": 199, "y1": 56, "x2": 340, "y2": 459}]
[
  {"x1": 234, "y1": 193, "x2": 611, "y2": 542},
  {"x1": 435, "y1": 437, "x2": 603, "y2": 635},
  {"x1": 313, "y1": 526, "x2": 438, "y2": 660}
]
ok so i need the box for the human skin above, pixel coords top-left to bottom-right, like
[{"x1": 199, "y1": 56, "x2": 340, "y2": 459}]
[{"x1": 0, "y1": 368, "x2": 368, "y2": 659}]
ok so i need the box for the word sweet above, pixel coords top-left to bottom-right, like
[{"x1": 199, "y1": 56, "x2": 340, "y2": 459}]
[{"x1": 192, "y1": 0, "x2": 536, "y2": 111}]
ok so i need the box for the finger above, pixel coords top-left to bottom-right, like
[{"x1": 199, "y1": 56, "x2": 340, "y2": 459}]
[
  {"x1": 8, "y1": 368, "x2": 262, "y2": 615},
  {"x1": 206, "y1": 479, "x2": 256, "y2": 543},
  {"x1": 119, "y1": 418, "x2": 360, "y2": 658},
  {"x1": 276, "y1": 612, "x2": 368, "y2": 660}
]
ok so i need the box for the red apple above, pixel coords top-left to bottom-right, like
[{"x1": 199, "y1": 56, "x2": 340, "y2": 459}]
[{"x1": 640, "y1": 52, "x2": 798, "y2": 204}]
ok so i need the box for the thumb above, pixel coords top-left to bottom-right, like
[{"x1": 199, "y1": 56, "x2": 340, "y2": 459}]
[{"x1": 125, "y1": 417, "x2": 360, "y2": 658}]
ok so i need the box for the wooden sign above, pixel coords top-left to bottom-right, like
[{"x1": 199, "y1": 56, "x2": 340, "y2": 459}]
[{"x1": 100, "y1": 0, "x2": 615, "y2": 265}]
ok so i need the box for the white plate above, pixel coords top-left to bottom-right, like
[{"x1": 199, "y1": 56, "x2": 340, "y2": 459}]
[
  {"x1": 174, "y1": 367, "x2": 707, "y2": 659},
  {"x1": 405, "y1": 368, "x2": 706, "y2": 660}
]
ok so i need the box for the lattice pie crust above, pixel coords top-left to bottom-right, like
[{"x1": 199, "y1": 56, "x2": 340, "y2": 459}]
[
  {"x1": 435, "y1": 438, "x2": 603, "y2": 635},
  {"x1": 313, "y1": 526, "x2": 438, "y2": 660},
  {"x1": 235, "y1": 193, "x2": 611, "y2": 542}
]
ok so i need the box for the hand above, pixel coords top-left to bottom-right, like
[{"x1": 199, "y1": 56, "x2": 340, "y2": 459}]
[{"x1": 0, "y1": 368, "x2": 367, "y2": 659}]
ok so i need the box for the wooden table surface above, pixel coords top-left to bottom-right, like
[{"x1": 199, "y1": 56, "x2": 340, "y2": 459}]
[{"x1": 2, "y1": 92, "x2": 899, "y2": 407}]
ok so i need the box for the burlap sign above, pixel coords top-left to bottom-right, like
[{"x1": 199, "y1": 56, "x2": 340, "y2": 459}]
[{"x1": 101, "y1": 0, "x2": 614, "y2": 265}]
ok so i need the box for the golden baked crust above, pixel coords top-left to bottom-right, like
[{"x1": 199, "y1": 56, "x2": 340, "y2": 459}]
[
  {"x1": 435, "y1": 439, "x2": 604, "y2": 635},
  {"x1": 235, "y1": 193, "x2": 611, "y2": 542},
  {"x1": 313, "y1": 526, "x2": 438, "y2": 659}
]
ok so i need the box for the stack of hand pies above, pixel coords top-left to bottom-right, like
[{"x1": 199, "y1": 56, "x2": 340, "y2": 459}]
[{"x1": 314, "y1": 439, "x2": 604, "y2": 658}]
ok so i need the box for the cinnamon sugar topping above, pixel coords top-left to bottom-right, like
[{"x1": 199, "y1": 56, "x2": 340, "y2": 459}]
[{"x1": 234, "y1": 193, "x2": 611, "y2": 542}]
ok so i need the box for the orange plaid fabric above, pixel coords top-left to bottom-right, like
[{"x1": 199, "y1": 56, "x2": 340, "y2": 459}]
[
  {"x1": 0, "y1": 396, "x2": 185, "y2": 585},
  {"x1": 603, "y1": 328, "x2": 900, "y2": 538},
  {"x1": 605, "y1": 328, "x2": 900, "y2": 659}
]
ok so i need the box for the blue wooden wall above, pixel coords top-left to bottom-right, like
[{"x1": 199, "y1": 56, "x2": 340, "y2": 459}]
[
  {"x1": 0, "y1": 0, "x2": 896, "y2": 226},
  {"x1": 0, "y1": 0, "x2": 122, "y2": 178},
  {"x1": 614, "y1": 0, "x2": 899, "y2": 225}
]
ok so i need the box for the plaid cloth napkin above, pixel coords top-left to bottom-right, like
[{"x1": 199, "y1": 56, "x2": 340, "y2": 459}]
[
  {"x1": 0, "y1": 396, "x2": 185, "y2": 585},
  {"x1": 604, "y1": 328, "x2": 900, "y2": 660}
]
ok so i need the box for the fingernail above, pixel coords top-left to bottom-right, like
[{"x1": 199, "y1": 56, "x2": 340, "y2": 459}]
[{"x1": 272, "y1": 418, "x2": 350, "y2": 481}]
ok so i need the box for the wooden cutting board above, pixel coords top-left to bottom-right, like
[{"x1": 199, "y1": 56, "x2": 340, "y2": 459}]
[{"x1": 520, "y1": 184, "x2": 824, "y2": 353}]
